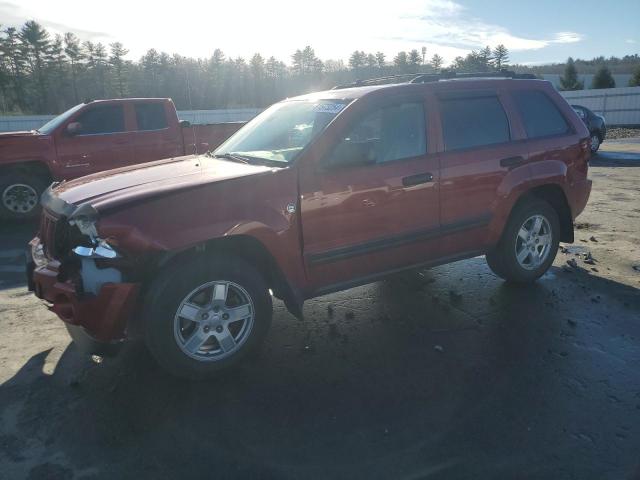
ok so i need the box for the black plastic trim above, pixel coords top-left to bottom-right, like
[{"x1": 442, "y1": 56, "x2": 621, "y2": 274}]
[
  {"x1": 307, "y1": 214, "x2": 491, "y2": 266},
  {"x1": 309, "y1": 249, "x2": 485, "y2": 298}
]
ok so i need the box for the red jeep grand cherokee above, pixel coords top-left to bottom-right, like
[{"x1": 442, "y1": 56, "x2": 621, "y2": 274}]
[{"x1": 28, "y1": 73, "x2": 592, "y2": 379}]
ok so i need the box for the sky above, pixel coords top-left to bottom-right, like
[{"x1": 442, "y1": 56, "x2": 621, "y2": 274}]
[{"x1": 1, "y1": 0, "x2": 638, "y2": 66}]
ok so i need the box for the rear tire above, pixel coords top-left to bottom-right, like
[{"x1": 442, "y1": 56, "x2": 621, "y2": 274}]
[
  {"x1": 486, "y1": 199, "x2": 560, "y2": 283},
  {"x1": 0, "y1": 171, "x2": 49, "y2": 221},
  {"x1": 590, "y1": 132, "x2": 601, "y2": 153},
  {"x1": 143, "y1": 255, "x2": 272, "y2": 380}
]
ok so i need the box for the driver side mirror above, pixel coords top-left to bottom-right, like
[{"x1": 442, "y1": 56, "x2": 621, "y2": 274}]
[
  {"x1": 66, "y1": 122, "x2": 82, "y2": 135},
  {"x1": 325, "y1": 140, "x2": 377, "y2": 169}
]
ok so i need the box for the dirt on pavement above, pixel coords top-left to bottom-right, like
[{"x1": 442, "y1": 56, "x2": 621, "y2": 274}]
[{"x1": 0, "y1": 148, "x2": 639, "y2": 480}]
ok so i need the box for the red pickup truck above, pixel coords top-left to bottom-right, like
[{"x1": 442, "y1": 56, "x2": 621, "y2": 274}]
[
  {"x1": 29, "y1": 73, "x2": 592, "y2": 379},
  {"x1": 0, "y1": 98, "x2": 243, "y2": 219}
]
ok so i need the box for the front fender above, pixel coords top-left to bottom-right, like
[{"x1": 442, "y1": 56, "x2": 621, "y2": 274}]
[{"x1": 96, "y1": 168, "x2": 306, "y2": 291}]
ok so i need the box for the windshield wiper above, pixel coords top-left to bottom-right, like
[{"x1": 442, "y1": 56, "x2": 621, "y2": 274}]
[{"x1": 211, "y1": 152, "x2": 251, "y2": 164}]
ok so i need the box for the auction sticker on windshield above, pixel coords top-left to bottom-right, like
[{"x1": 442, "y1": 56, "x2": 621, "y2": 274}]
[{"x1": 312, "y1": 103, "x2": 347, "y2": 114}]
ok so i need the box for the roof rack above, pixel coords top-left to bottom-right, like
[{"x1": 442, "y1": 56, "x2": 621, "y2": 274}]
[{"x1": 331, "y1": 70, "x2": 537, "y2": 90}]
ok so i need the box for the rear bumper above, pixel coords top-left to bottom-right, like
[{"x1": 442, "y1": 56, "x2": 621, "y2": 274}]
[
  {"x1": 570, "y1": 178, "x2": 592, "y2": 219},
  {"x1": 30, "y1": 260, "x2": 140, "y2": 343}
]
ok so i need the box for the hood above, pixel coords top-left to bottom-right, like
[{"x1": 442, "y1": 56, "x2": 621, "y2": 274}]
[
  {"x1": 0, "y1": 130, "x2": 53, "y2": 168},
  {"x1": 0, "y1": 130, "x2": 40, "y2": 138},
  {"x1": 48, "y1": 154, "x2": 274, "y2": 213}
]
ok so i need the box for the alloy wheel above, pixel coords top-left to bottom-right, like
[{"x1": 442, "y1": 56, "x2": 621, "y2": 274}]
[
  {"x1": 173, "y1": 280, "x2": 255, "y2": 361},
  {"x1": 514, "y1": 214, "x2": 553, "y2": 270}
]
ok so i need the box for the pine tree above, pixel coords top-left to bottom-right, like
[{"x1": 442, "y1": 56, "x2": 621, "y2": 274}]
[
  {"x1": 292, "y1": 46, "x2": 321, "y2": 75},
  {"x1": 93, "y1": 42, "x2": 108, "y2": 98},
  {"x1": 19, "y1": 20, "x2": 51, "y2": 111},
  {"x1": 109, "y1": 42, "x2": 129, "y2": 97},
  {"x1": 630, "y1": 65, "x2": 640, "y2": 87},
  {"x1": 394, "y1": 51, "x2": 408, "y2": 72},
  {"x1": 492, "y1": 44, "x2": 509, "y2": 70},
  {"x1": 64, "y1": 33, "x2": 84, "y2": 103},
  {"x1": 348, "y1": 50, "x2": 365, "y2": 70},
  {"x1": 559, "y1": 57, "x2": 583, "y2": 90},
  {"x1": 430, "y1": 53, "x2": 443, "y2": 72},
  {"x1": 591, "y1": 65, "x2": 615, "y2": 89},
  {"x1": 2, "y1": 27, "x2": 28, "y2": 110},
  {"x1": 375, "y1": 52, "x2": 386, "y2": 69},
  {"x1": 366, "y1": 53, "x2": 377, "y2": 69},
  {"x1": 408, "y1": 49, "x2": 421, "y2": 70},
  {"x1": 47, "y1": 34, "x2": 68, "y2": 111},
  {"x1": 480, "y1": 46, "x2": 493, "y2": 70}
]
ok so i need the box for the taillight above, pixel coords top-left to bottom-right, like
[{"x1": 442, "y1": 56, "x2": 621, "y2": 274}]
[
  {"x1": 580, "y1": 138, "x2": 590, "y2": 153},
  {"x1": 575, "y1": 138, "x2": 590, "y2": 177}
]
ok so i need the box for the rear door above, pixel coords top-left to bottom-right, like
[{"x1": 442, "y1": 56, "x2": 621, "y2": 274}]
[
  {"x1": 511, "y1": 88, "x2": 586, "y2": 195},
  {"x1": 54, "y1": 103, "x2": 134, "y2": 177},
  {"x1": 299, "y1": 95, "x2": 441, "y2": 292},
  {"x1": 436, "y1": 88, "x2": 528, "y2": 257},
  {"x1": 131, "y1": 101, "x2": 183, "y2": 162}
]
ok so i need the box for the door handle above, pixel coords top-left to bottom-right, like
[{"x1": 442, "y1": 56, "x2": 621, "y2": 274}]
[
  {"x1": 402, "y1": 172, "x2": 433, "y2": 187},
  {"x1": 500, "y1": 156, "x2": 526, "y2": 168}
]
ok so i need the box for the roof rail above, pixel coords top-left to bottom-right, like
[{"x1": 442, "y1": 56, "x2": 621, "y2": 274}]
[{"x1": 332, "y1": 69, "x2": 538, "y2": 89}]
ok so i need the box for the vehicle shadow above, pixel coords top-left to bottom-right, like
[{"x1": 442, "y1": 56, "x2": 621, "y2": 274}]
[
  {"x1": 0, "y1": 218, "x2": 37, "y2": 291},
  {"x1": 592, "y1": 151, "x2": 640, "y2": 167},
  {"x1": 1, "y1": 259, "x2": 639, "y2": 479}
]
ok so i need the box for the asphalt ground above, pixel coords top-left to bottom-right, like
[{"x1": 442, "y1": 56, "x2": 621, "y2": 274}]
[{"x1": 1, "y1": 142, "x2": 639, "y2": 480}]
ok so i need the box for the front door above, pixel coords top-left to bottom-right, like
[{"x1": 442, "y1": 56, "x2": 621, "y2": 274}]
[
  {"x1": 299, "y1": 97, "x2": 440, "y2": 293},
  {"x1": 55, "y1": 103, "x2": 134, "y2": 178}
]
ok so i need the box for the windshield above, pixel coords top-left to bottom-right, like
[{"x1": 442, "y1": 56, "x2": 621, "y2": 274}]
[
  {"x1": 37, "y1": 103, "x2": 85, "y2": 135},
  {"x1": 214, "y1": 99, "x2": 350, "y2": 164}
]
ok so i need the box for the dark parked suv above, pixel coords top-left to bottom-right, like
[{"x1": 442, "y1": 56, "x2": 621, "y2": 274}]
[
  {"x1": 572, "y1": 104, "x2": 606, "y2": 152},
  {"x1": 29, "y1": 72, "x2": 592, "y2": 379}
]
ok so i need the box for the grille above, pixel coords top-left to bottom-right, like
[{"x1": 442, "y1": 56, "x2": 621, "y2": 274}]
[
  {"x1": 39, "y1": 211, "x2": 83, "y2": 259},
  {"x1": 39, "y1": 210, "x2": 59, "y2": 259}
]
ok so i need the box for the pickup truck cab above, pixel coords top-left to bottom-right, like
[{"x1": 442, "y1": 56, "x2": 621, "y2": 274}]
[
  {"x1": 28, "y1": 74, "x2": 592, "y2": 379},
  {"x1": 0, "y1": 98, "x2": 242, "y2": 219}
]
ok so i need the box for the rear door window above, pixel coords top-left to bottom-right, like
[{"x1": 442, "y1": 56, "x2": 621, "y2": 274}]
[
  {"x1": 75, "y1": 105, "x2": 125, "y2": 135},
  {"x1": 514, "y1": 90, "x2": 571, "y2": 138},
  {"x1": 439, "y1": 95, "x2": 510, "y2": 151},
  {"x1": 135, "y1": 103, "x2": 168, "y2": 131}
]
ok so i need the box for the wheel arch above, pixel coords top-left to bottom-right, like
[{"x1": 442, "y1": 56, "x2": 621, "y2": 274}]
[
  {"x1": 148, "y1": 235, "x2": 304, "y2": 319},
  {"x1": 0, "y1": 160, "x2": 54, "y2": 183},
  {"x1": 509, "y1": 184, "x2": 574, "y2": 243}
]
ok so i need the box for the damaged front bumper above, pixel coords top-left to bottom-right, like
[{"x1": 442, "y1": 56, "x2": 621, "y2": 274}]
[{"x1": 28, "y1": 241, "x2": 140, "y2": 347}]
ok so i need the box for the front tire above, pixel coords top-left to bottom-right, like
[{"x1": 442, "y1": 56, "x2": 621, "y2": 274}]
[
  {"x1": 590, "y1": 133, "x2": 601, "y2": 153},
  {"x1": 486, "y1": 199, "x2": 560, "y2": 283},
  {"x1": 143, "y1": 255, "x2": 272, "y2": 380}
]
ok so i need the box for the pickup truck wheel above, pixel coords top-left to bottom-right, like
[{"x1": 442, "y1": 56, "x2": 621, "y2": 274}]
[
  {"x1": 486, "y1": 200, "x2": 560, "y2": 283},
  {"x1": 0, "y1": 172, "x2": 48, "y2": 220},
  {"x1": 143, "y1": 256, "x2": 272, "y2": 380}
]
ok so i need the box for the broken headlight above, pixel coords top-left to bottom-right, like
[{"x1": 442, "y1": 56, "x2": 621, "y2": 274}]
[
  {"x1": 68, "y1": 205, "x2": 120, "y2": 259},
  {"x1": 30, "y1": 239, "x2": 48, "y2": 267}
]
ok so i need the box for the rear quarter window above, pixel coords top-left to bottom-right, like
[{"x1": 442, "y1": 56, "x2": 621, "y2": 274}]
[
  {"x1": 135, "y1": 103, "x2": 168, "y2": 131},
  {"x1": 514, "y1": 90, "x2": 571, "y2": 139},
  {"x1": 440, "y1": 95, "x2": 510, "y2": 151}
]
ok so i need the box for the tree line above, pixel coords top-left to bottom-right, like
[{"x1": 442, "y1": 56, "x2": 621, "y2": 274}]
[
  {"x1": 557, "y1": 56, "x2": 640, "y2": 90},
  {"x1": 1, "y1": 20, "x2": 638, "y2": 114}
]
